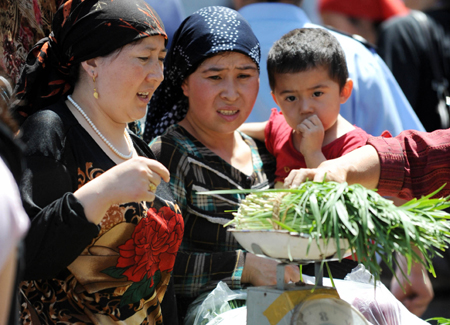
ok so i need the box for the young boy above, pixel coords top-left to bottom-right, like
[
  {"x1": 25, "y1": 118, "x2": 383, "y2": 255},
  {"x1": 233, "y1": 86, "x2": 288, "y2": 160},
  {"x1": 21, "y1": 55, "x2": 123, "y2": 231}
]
[{"x1": 241, "y1": 28, "x2": 388, "y2": 188}]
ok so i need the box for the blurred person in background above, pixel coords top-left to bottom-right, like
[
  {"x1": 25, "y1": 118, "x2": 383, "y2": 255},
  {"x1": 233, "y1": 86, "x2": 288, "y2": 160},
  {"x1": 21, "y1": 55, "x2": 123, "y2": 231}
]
[
  {"x1": 233, "y1": 0, "x2": 425, "y2": 138},
  {"x1": 318, "y1": 0, "x2": 410, "y2": 44},
  {"x1": 0, "y1": 76, "x2": 29, "y2": 325},
  {"x1": 143, "y1": 0, "x2": 185, "y2": 48},
  {"x1": 403, "y1": 0, "x2": 439, "y2": 9},
  {"x1": 377, "y1": 0, "x2": 450, "y2": 132}
]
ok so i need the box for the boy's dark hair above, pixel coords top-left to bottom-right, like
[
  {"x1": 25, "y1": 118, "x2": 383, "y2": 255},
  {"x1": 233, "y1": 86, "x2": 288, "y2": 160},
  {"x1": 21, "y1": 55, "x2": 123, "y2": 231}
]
[{"x1": 267, "y1": 28, "x2": 348, "y2": 91}]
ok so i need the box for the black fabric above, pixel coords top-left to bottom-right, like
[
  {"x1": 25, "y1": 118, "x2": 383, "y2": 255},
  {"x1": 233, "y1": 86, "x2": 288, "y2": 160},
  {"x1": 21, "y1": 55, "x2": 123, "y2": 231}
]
[
  {"x1": 19, "y1": 99, "x2": 180, "y2": 323},
  {"x1": 19, "y1": 102, "x2": 104, "y2": 279},
  {"x1": 143, "y1": 6, "x2": 261, "y2": 143},
  {"x1": 12, "y1": 0, "x2": 166, "y2": 126},
  {"x1": 377, "y1": 7, "x2": 450, "y2": 132}
]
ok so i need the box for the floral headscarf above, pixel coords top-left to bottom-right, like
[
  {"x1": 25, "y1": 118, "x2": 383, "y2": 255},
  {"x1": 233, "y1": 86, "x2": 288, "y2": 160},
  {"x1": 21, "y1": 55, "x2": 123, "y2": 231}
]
[
  {"x1": 143, "y1": 6, "x2": 260, "y2": 143},
  {"x1": 11, "y1": 0, "x2": 167, "y2": 125}
]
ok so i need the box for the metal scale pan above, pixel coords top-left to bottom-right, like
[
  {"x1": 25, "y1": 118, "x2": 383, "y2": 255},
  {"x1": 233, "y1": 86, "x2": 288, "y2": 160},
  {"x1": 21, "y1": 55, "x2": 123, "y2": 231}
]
[{"x1": 228, "y1": 229, "x2": 370, "y2": 325}]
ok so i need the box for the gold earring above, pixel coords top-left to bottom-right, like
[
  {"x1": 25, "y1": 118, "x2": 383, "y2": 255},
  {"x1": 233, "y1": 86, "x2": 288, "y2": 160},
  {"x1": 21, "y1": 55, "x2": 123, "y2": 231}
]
[{"x1": 93, "y1": 74, "x2": 99, "y2": 99}]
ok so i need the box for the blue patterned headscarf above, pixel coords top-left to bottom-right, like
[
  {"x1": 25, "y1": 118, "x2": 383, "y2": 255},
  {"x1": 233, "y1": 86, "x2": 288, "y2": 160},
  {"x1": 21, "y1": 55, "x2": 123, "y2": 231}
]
[{"x1": 143, "y1": 6, "x2": 260, "y2": 143}]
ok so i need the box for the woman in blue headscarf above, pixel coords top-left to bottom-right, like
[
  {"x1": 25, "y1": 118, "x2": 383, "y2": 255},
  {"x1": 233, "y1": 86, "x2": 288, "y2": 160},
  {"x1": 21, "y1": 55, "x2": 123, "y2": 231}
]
[{"x1": 145, "y1": 6, "x2": 300, "y2": 318}]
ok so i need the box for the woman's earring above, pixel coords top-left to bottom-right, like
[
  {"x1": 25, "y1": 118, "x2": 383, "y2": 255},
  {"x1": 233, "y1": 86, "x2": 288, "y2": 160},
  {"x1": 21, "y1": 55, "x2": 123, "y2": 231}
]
[{"x1": 93, "y1": 75, "x2": 99, "y2": 99}]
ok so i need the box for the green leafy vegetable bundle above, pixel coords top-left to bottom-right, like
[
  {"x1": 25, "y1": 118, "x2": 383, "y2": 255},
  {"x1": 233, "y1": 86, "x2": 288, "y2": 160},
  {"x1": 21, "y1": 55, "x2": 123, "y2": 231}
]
[{"x1": 222, "y1": 181, "x2": 450, "y2": 283}]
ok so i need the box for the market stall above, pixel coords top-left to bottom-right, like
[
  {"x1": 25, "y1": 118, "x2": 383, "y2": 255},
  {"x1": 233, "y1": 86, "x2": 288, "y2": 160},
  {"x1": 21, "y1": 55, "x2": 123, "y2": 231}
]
[{"x1": 194, "y1": 181, "x2": 450, "y2": 325}]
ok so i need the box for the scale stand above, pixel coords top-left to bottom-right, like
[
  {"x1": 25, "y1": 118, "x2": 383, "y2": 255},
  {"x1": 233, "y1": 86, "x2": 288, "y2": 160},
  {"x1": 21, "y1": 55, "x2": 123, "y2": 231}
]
[
  {"x1": 276, "y1": 261, "x2": 324, "y2": 289},
  {"x1": 247, "y1": 244, "x2": 340, "y2": 325}
]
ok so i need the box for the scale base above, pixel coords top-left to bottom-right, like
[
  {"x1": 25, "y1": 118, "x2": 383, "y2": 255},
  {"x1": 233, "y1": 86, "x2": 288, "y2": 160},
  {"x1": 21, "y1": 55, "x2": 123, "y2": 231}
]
[{"x1": 246, "y1": 284, "x2": 339, "y2": 325}]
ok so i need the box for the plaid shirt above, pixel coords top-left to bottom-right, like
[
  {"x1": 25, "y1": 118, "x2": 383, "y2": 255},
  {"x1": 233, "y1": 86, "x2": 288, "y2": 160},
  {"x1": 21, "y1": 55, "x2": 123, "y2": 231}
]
[
  {"x1": 368, "y1": 128, "x2": 450, "y2": 199},
  {"x1": 150, "y1": 125, "x2": 275, "y2": 300}
]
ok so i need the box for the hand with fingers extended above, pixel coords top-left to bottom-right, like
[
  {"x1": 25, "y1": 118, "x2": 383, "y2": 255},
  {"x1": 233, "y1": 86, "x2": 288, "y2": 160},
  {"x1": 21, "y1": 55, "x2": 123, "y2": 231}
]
[
  {"x1": 74, "y1": 157, "x2": 170, "y2": 225},
  {"x1": 284, "y1": 145, "x2": 381, "y2": 190},
  {"x1": 284, "y1": 159, "x2": 348, "y2": 189},
  {"x1": 241, "y1": 253, "x2": 300, "y2": 286}
]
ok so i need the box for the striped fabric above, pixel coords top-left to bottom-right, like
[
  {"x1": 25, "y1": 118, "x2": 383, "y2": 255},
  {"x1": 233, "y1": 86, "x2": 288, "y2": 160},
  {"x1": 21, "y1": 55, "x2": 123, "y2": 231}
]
[{"x1": 150, "y1": 124, "x2": 275, "y2": 299}]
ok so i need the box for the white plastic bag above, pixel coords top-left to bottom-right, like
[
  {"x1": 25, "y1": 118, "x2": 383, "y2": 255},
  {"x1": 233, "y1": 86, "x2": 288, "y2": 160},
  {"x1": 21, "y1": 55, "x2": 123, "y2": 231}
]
[
  {"x1": 184, "y1": 281, "x2": 247, "y2": 325},
  {"x1": 302, "y1": 265, "x2": 429, "y2": 325}
]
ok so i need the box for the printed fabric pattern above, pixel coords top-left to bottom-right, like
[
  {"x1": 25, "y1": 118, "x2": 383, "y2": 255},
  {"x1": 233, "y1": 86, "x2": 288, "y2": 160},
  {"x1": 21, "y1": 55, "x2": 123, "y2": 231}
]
[{"x1": 19, "y1": 101, "x2": 182, "y2": 324}]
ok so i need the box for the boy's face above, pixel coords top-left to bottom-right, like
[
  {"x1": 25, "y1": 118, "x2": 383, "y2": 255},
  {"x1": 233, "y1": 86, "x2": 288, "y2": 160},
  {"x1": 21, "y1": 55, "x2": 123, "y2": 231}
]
[{"x1": 271, "y1": 66, "x2": 351, "y2": 133}]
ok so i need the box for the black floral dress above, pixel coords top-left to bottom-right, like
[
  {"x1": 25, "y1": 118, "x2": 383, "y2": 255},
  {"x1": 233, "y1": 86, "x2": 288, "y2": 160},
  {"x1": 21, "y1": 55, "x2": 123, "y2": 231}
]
[{"x1": 18, "y1": 100, "x2": 183, "y2": 325}]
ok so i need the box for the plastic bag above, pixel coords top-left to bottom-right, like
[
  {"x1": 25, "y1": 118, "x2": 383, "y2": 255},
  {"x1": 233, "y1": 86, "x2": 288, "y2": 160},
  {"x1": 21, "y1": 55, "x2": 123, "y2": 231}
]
[
  {"x1": 205, "y1": 307, "x2": 247, "y2": 325},
  {"x1": 184, "y1": 281, "x2": 247, "y2": 325},
  {"x1": 302, "y1": 265, "x2": 429, "y2": 325}
]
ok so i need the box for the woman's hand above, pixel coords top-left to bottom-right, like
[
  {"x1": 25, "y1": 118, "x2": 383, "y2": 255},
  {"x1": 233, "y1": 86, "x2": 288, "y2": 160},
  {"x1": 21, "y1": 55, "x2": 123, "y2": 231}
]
[
  {"x1": 74, "y1": 157, "x2": 170, "y2": 224},
  {"x1": 241, "y1": 253, "x2": 300, "y2": 286}
]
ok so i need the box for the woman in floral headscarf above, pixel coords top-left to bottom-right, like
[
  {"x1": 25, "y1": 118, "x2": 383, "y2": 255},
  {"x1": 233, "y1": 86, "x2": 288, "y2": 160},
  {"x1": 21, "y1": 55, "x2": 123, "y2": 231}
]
[
  {"x1": 145, "y1": 6, "x2": 300, "y2": 319},
  {"x1": 11, "y1": 0, "x2": 183, "y2": 323}
]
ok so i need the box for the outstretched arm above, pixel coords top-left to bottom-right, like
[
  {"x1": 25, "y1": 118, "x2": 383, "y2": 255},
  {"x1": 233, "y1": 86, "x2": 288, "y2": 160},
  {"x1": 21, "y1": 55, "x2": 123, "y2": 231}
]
[
  {"x1": 284, "y1": 144, "x2": 381, "y2": 189},
  {"x1": 238, "y1": 121, "x2": 268, "y2": 142}
]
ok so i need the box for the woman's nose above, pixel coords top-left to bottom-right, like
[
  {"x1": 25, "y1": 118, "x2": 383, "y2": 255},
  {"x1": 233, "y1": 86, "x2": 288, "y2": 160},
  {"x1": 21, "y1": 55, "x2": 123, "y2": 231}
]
[
  {"x1": 220, "y1": 78, "x2": 239, "y2": 102},
  {"x1": 146, "y1": 61, "x2": 164, "y2": 85}
]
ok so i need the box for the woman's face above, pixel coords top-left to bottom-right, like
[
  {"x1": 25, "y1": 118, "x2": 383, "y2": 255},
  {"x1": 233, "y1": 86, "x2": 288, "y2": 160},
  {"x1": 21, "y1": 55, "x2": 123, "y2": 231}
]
[
  {"x1": 181, "y1": 52, "x2": 259, "y2": 135},
  {"x1": 94, "y1": 35, "x2": 166, "y2": 123}
]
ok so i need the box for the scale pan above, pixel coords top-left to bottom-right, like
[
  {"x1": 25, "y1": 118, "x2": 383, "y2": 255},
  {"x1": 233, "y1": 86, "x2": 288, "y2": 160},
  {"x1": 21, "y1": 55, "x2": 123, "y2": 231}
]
[{"x1": 229, "y1": 229, "x2": 352, "y2": 262}]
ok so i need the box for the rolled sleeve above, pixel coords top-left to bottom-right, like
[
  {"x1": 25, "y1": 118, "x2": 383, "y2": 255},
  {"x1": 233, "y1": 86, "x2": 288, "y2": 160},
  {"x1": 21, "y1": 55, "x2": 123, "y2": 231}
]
[{"x1": 367, "y1": 136, "x2": 406, "y2": 197}]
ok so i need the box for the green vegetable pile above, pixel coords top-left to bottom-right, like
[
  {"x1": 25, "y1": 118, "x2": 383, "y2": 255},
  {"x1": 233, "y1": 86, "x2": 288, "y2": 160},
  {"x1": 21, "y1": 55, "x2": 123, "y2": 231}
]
[{"x1": 220, "y1": 181, "x2": 450, "y2": 283}]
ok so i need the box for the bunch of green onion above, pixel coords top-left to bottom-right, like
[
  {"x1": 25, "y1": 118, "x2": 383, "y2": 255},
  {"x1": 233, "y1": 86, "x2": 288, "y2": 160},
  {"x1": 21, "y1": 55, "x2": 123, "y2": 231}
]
[{"x1": 218, "y1": 181, "x2": 450, "y2": 283}]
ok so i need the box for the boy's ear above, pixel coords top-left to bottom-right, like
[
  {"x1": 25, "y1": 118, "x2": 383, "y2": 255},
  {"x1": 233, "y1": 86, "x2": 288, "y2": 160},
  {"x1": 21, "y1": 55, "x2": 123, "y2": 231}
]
[
  {"x1": 271, "y1": 91, "x2": 279, "y2": 106},
  {"x1": 339, "y1": 78, "x2": 353, "y2": 104}
]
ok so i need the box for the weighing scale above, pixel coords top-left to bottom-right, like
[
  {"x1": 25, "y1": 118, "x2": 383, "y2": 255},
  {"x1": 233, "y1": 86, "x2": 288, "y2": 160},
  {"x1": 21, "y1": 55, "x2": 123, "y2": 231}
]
[{"x1": 229, "y1": 229, "x2": 370, "y2": 325}]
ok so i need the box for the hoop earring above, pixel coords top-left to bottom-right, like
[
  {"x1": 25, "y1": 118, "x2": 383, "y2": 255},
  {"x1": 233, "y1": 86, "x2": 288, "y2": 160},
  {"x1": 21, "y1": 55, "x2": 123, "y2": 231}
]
[{"x1": 93, "y1": 75, "x2": 99, "y2": 99}]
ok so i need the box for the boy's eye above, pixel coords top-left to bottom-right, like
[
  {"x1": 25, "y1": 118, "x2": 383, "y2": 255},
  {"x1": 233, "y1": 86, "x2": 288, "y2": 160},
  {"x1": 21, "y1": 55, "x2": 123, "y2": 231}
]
[
  {"x1": 285, "y1": 95, "x2": 296, "y2": 102},
  {"x1": 208, "y1": 75, "x2": 221, "y2": 80},
  {"x1": 238, "y1": 73, "x2": 250, "y2": 79},
  {"x1": 312, "y1": 91, "x2": 323, "y2": 97}
]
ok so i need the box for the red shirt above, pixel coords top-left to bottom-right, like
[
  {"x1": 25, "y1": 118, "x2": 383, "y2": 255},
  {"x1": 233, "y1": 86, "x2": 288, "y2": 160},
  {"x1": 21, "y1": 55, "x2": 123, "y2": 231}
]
[
  {"x1": 265, "y1": 109, "x2": 372, "y2": 183},
  {"x1": 368, "y1": 128, "x2": 450, "y2": 200}
]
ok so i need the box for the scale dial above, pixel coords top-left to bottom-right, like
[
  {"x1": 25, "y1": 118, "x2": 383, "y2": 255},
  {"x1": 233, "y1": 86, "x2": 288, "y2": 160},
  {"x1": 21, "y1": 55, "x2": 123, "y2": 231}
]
[{"x1": 291, "y1": 297, "x2": 369, "y2": 325}]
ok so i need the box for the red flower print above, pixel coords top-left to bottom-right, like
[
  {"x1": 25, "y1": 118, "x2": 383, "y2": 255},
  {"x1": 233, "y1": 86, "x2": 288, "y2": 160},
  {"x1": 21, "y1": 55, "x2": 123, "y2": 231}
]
[{"x1": 116, "y1": 206, "x2": 184, "y2": 286}]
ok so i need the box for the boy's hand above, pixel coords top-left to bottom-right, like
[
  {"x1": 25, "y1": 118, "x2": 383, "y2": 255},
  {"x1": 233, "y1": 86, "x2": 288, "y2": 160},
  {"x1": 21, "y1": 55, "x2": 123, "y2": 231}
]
[{"x1": 297, "y1": 115, "x2": 324, "y2": 155}]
